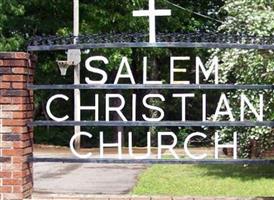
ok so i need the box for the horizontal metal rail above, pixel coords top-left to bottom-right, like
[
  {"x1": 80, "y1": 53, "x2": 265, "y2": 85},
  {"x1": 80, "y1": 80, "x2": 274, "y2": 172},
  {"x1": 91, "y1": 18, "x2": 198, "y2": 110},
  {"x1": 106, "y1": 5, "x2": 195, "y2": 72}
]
[
  {"x1": 29, "y1": 120, "x2": 274, "y2": 127},
  {"x1": 27, "y1": 33, "x2": 274, "y2": 51},
  {"x1": 27, "y1": 84, "x2": 274, "y2": 90},
  {"x1": 27, "y1": 42, "x2": 274, "y2": 51},
  {"x1": 29, "y1": 157, "x2": 274, "y2": 164}
]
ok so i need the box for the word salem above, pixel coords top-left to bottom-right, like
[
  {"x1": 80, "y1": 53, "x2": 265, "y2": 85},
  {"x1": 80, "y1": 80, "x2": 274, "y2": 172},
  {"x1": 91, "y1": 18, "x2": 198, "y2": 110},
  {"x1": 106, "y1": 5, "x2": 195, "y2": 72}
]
[{"x1": 84, "y1": 56, "x2": 219, "y2": 84}]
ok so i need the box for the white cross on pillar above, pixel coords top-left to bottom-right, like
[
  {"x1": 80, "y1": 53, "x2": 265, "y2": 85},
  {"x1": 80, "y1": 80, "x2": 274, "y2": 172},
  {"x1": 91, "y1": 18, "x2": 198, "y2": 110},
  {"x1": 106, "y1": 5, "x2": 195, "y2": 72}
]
[{"x1": 133, "y1": 0, "x2": 171, "y2": 43}]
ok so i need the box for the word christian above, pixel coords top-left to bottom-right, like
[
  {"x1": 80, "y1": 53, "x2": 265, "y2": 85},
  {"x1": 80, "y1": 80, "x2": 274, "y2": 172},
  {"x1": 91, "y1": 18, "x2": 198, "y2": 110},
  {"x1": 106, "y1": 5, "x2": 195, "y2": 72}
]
[{"x1": 46, "y1": 55, "x2": 265, "y2": 160}]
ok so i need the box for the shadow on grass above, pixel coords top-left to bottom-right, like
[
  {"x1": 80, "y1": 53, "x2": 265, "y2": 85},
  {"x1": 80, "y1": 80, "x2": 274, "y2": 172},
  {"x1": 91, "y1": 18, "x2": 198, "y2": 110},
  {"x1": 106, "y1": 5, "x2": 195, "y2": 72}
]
[{"x1": 196, "y1": 164, "x2": 274, "y2": 181}]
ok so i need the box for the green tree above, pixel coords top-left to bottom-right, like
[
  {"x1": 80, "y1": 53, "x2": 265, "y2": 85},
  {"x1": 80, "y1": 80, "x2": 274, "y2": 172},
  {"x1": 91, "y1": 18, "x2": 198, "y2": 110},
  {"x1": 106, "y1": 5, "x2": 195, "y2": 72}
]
[
  {"x1": 214, "y1": 0, "x2": 274, "y2": 158},
  {"x1": 0, "y1": 0, "x2": 25, "y2": 50},
  {"x1": 0, "y1": 0, "x2": 224, "y2": 146}
]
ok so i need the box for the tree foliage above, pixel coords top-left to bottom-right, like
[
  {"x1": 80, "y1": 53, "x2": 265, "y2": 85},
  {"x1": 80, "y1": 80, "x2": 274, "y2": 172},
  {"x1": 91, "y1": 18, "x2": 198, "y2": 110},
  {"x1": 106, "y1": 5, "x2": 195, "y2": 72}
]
[
  {"x1": 0, "y1": 0, "x2": 226, "y2": 146},
  {"x1": 215, "y1": 0, "x2": 274, "y2": 158}
]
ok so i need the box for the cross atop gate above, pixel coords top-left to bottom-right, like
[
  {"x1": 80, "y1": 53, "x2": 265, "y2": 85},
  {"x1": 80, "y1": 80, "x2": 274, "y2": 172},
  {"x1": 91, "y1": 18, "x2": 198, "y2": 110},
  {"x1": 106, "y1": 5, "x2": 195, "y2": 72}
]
[{"x1": 133, "y1": 0, "x2": 171, "y2": 43}]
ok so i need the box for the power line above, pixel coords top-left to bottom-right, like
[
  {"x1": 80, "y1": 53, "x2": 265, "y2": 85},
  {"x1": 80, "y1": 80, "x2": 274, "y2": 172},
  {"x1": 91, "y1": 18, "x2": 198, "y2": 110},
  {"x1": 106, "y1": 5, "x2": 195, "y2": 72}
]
[{"x1": 164, "y1": 0, "x2": 223, "y2": 24}]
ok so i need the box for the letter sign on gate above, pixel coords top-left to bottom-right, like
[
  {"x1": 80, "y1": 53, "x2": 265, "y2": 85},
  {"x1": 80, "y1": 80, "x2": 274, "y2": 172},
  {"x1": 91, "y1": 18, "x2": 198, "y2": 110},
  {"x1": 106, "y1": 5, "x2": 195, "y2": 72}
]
[{"x1": 26, "y1": 0, "x2": 274, "y2": 164}]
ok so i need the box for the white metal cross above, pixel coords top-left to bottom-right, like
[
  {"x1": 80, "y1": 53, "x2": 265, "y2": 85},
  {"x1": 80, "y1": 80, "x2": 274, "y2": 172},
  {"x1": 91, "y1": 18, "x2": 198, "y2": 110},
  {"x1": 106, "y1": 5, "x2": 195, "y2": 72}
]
[{"x1": 133, "y1": 0, "x2": 171, "y2": 43}]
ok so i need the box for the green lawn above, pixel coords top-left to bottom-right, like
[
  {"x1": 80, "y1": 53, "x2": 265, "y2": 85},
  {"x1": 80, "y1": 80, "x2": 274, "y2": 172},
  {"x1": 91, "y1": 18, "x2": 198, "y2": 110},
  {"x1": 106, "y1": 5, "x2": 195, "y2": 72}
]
[{"x1": 132, "y1": 164, "x2": 274, "y2": 197}]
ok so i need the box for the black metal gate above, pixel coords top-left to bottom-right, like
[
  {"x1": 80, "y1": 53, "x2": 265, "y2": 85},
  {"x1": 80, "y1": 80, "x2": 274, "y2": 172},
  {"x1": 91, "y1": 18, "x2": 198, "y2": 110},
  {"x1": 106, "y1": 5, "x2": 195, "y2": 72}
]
[{"x1": 27, "y1": 32, "x2": 274, "y2": 164}]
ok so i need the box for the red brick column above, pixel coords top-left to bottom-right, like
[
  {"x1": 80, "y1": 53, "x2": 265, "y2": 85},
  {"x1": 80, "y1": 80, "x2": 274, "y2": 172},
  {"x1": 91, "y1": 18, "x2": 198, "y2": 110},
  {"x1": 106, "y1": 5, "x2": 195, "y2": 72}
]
[{"x1": 0, "y1": 52, "x2": 35, "y2": 200}]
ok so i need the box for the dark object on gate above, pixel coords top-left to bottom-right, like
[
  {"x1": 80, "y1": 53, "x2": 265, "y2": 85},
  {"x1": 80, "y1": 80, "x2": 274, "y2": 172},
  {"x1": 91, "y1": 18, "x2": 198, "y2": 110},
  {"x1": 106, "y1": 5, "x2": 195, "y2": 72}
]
[
  {"x1": 249, "y1": 139, "x2": 260, "y2": 159},
  {"x1": 223, "y1": 148, "x2": 233, "y2": 157}
]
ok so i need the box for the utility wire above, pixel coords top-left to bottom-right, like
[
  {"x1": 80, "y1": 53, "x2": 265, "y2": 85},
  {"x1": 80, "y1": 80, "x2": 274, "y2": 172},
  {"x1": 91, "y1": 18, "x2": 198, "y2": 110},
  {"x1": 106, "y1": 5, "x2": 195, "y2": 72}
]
[{"x1": 164, "y1": 0, "x2": 223, "y2": 24}]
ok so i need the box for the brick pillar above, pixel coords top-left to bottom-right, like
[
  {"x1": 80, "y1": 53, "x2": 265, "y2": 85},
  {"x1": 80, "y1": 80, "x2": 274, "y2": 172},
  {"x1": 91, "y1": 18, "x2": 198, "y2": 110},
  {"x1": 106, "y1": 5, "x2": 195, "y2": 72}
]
[{"x1": 0, "y1": 52, "x2": 35, "y2": 200}]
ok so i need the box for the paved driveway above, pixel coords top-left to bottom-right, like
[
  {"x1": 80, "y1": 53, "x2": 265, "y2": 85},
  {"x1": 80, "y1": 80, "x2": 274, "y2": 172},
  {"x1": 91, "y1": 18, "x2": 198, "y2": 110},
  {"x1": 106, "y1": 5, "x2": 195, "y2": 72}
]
[
  {"x1": 33, "y1": 146, "x2": 148, "y2": 195},
  {"x1": 34, "y1": 163, "x2": 147, "y2": 195}
]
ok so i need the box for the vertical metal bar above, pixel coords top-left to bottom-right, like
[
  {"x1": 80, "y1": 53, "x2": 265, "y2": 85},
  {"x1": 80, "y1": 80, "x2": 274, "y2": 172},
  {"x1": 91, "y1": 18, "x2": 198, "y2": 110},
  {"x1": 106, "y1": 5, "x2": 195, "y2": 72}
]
[
  {"x1": 0, "y1": 105, "x2": 2, "y2": 134},
  {"x1": 73, "y1": 0, "x2": 81, "y2": 150},
  {"x1": 73, "y1": 0, "x2": 79, "y2": 41}
]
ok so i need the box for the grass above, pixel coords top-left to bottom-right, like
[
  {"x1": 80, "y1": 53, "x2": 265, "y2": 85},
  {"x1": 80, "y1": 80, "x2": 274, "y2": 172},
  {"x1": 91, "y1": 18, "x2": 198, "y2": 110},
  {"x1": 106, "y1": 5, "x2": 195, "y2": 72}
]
[{"x1": 132, "y1": 164, "x2": 274, "y2": 197}]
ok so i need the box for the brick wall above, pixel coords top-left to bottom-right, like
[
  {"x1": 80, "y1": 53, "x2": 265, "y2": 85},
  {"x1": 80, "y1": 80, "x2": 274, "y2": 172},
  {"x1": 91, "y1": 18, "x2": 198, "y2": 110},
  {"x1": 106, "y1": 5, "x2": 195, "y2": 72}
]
[
  {"x1": 262, "y1": 147, "x2": 274, "y2": 158},
  {"x1": 0, "y1": 52, "x2": 35, "y2": 200}
]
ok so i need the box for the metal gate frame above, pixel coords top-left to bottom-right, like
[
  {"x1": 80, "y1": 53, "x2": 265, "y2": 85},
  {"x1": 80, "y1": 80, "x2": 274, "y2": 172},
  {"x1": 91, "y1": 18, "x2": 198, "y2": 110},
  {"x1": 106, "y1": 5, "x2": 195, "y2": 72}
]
[{"x1": 27, "y1": 32, "x2": 274, "y2": 164}]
